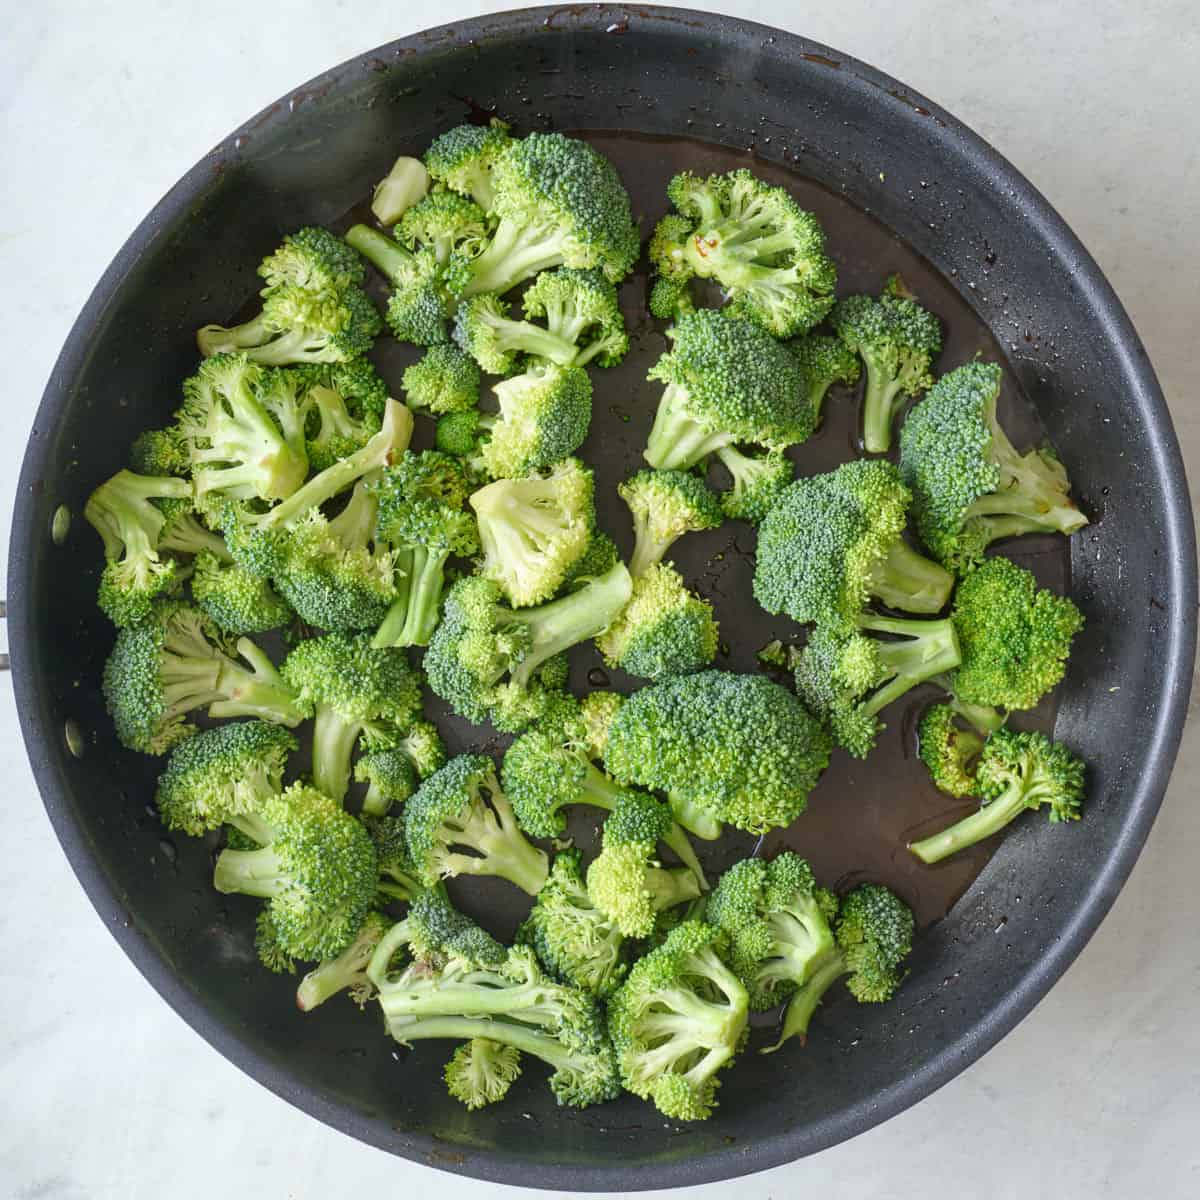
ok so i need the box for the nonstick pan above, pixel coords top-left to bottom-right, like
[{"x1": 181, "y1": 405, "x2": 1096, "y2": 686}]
[{"x1": 8, "y1": 6, "x2": 1196, "y2": 1191}]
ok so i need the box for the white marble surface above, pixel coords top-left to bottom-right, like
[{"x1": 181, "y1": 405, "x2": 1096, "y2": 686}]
[{"x1": 2, "y1": 3, "x2": 1197, "y2": 1196}]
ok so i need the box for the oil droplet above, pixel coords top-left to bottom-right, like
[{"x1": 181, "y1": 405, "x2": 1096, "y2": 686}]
[
  {"x1": 51, "y1": 504, "x2": 71, "y2": 544},
  {"x1": 587, "y1": 668, "x2": 610, "y2": 688},
  {"x1": 64, "y1": 719, "x2": 85, "y2": 759}
]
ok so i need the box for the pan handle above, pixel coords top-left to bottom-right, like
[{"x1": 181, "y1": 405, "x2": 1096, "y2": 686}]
[{"x1": 0, "y1": 600, "x2": 8, "y2": 671}]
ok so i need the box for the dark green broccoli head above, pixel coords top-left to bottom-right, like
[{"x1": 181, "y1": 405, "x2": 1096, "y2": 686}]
[
  {"x1": 918, "y1": 704, "x2": 986, "y2": 797},
  {"x1": 129, "y1": 427, "x2": 189, "y2": 477},
  {"x1": 834, "y1": 884, "x2": 915, "y2": 1003},
  {"x1": 191, "y1": 550, "x2": 293, "y2": 635},
  {"x1": 435, "y1": 409, "x2": 485, "y2": 458},
  {"x1": 789, "y1": 332, "x2": 862, "y2": 425},
  {"x1": 975, "y1": 728, "x2": 1085, "y2": 823},
  {"x1": 423, "y1": 120, "x2": 512, "y2": 209},
  {"x1": 714, "y1": 445, "x2": 794, "y2": 525},
  {"x1": 522, "y1": 267, "x2": 629, "y2": 368},
  {"x1": 257, "y1": 226, "x2": 365, "y2": 295},
  {"x1": 402, "y1": 344, "x2": 482, "y2": 415},
  {"x1": 558, "y1": 530, "x2": 620, "y2": 593},
  {"x1": 481, "y1": 361, "x2": 592, "y2": 479}
]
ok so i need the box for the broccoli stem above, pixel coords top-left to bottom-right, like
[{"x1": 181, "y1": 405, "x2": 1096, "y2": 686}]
[
  {"x1": 927, "y1": 674, "x2": 1006, "y2": 735},
  {"x1": 494, "y1": 319, "x2": 579, "y2": 366},
  {"x1": 344, "y1": 225, "x2": 414, "y2": 286},
  {"x1": 373, "y1": 547, "x2": 415, "y2": 649},
  {"x1": 212, "y1": 845, "x2": 285, "y2": 896},
  {"x1": 646, "y1": 866, "x2": 703, "y2": 912},
  {"x1": 508, "y1": 562, "x2": 632, "y2": 687},
  {"x1": 440, "y1": 786, "x2": 549, "y2": 895},
  {"x1": 377, "y1": 967, "x2": 553, "y2": 1022},
  {"x1": 296, "y1": 946, "x2": 373, "y2": 1011},
  {"x1": 754, "y1": 905, "x2": 836, "y2": 993},
  {"x1": 861, "y1": 368, "x2": 903, "y2": 454},
  {"x1": 668, "y1": 794, "x2": 724, "y2": 841},
  {"x1": 644, "y1": 383, "x2": 734, "y2": 471},
  {"x1": 396, "y1": 545, "x2": 450, "y2": 648},
  {"x1": 311, "y1": 706, "x2": 360, "y2": 802},
  {"x1": 383, "y1": 1014, "x2": 578, "y2": 1075},
  {"x1": 866, "y1": 539, "x2": 955, "y2": 614},
  {"x1": 462, "y1": 219, "x2": 564, "y2": 297},
  {"x1": 159, "y1": 515, "x2": 233, "y2": 561},
  {"x1": 910, "y1": 779, "x2": 1035, "y2": 863},
  {"x1": 209, "y1": 638, "x2": 307, "y2": 726},
  {"x1": 229, "y1": 812, "x2": 275, "y2": 846},
  {"x1": 763, "y1": 948, "x2": 846, "y2": 1053},
  {"x1": 197, "y1": 312, "x2": 272, "y2": 356},
  {"x1": 859, "y1": 615, "x2": 961, "y2": 716}
]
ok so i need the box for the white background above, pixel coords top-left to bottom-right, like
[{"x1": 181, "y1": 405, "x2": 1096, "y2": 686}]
[{"x1": 2, "y1": 3, "x2": 1198, "y2": 1197}]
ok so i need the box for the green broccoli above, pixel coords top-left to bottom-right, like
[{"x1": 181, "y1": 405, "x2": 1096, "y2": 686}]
[
  {"x1": 706, "y1": 854, "x2": 838, "y2": 1012},
  {"x1": 918, "y1": 704, "x2": 987, "y2": 797},
  {"x1": 425, "y1": 563, "x2": 632, "y2": 733},
  {"x1": 899, "y1": 361, "x2": 1088, "y2": 570},
  {"x1": 753, "y1": 459, "x2": 955, "y2": 625},
  {"x1": 370, "y1": 891, "x2": 620, "y2": 1109},
  {"x1": 831, "y1": 286, "x2": 942, "y2": 454},
  {"x1": 255, "y1": 226, "x2": 367, "y2": 295},
  {"x1": 607, "y1": 921, "x2": 748, "y2": 1120},
  {"x1": 297, "y1": 910, "x2": 392, "y2": 1011},
  {"x1": 793, "y1": 615, "x2": 961, "y2": 758},
  {"x1": 578, "y1": 690, "x2": 623, "y2": 759},
  {"x1": 458, "y1": 131, "x2": 640, "y2": 296},
  {"x1": 212, "y1": 782, "x2": 376, "y2": 960},
  {"x1": 517, "y1": 848, "x2": 627, "y2": 998},
  {"x1": 423, "y1": 120, "x2": 513, "y2": 210},
  {"x1": 951, "y1": 556, "x2": 1084, "y2": 710},
  {"x1": 364, "y1": 813, "x2": 425, "y2": 900},
  {"x1": 190, "y1": 550, "x2": 293, "y2": 635},
  {"x1": 647, "y1": 168, "x2": 837, "y2": 337},
  {"x1": 371, "y1": 450, "x2": 479, "y2": 648},
  {"x1": 435, "y1": 408, "x2": 486, "y2": 458},
  {"x1": 102, "y1": 601, "x2": 306, "y2": 754},
  {"x1": 174, "y1": 355, "x2": 309, "y2": 511},
  {"x1": 713, "y1": 446, "x2": 794, "y2": 525},
  {"x1": 355, "y1": 720, "x2": 446, "y2": 817},
  {"x1": 558, "y1": 530, "x2": 620, "y2": 593},
  {"x1": 605, "y1": 669, "x2": 832, "y2": 839},
  {"x1": 788, "y1": 332, "x2": 862, "y2": 427},
  {"x1": 397, "y1": 189, "x2": 490, "y2": 266},
  {"x1": 596, "y1": 562, "x2": 717, "y2": 681},
  {"x1": 644, "y1": 309, "x2": 814, "y2": 470},
  {"x1": 155, "y1": 720, "x2": 297, "y2": 837},
  {"x1": 298, "y1": 359, "x2": 389, "y2": 472},
  {"x1": 618, "y1": 469, "x2": 723, "y2": 577},
  {"x1": 281, "y1": 632, "x2": 423, "y2": 802},
  {"x1": 470, "y1": 458, "x2": 594, "y2": 607},
  {"x1": 402, "y1": 344, "x2": 482, "y2": 415},
  {"x1": 84, "y1": 469, "x2": 195, "y2": 626},
  {"x1": 403, "y1": 754, "x2": 549, "y2": 894},
  {"x1": 444, "y1": 1039, "x2": 524, "y2": 1110},
  {"x1": 765, "y1": 884, "x2": 914, "y2": 1051},
  {"x1": 454, "y1": 268, "x2": 627, "y2": 371},
  {"x1": 910, "y1": 728, "x2": 1085, "y2": 864},
  {"x1": 129, "y1": 426, "x2": 189, "y2": 477},
  {"x1": 371, "y1": 155, "x2": 430, "y2": 226},
  {"x1": 586, "y1": 792, "x2": 704, "y2": 937}
]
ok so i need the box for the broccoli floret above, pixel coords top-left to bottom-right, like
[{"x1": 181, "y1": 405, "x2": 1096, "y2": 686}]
[
  {"x1": 397, "y1": 190, "x2": 490, "y2": 266},
  {"x1": 707, "y1": 853, "x2": 838, "y2": 1012},
  {"x1": 444, "y1": 1039, "x2": 524, "y2": 1110},
  {"x1": 478, "y1": 361, "x2": 592, "y2": 480},
  {"x1": 364, "y1": 813, "x2": 425, "y2": 901},
  {"x1": 371, "y1": 893, "x2": 620, "y2": 1108},
  {"x1": 454, "y1": 269, "x2": 627, "y2": 371},
  {"x1": 951, "y1": 556, "x2": 1084, "y2": 710},
  {"x1": 831, "y1": 288, "x2": 942, "y2": 454},
  {"x1": 910, "y1": 728, "x2": 1085, "y2": 863},
  {"x1": 254, "y1": 909, "x2": 297, "y2": 974},
  {"x1": 789, "y1": 332, "x2": 862, "y2": 427},
  {"x1": 281, "y1": 632, "x2": 423, "y2": 802},
  {"x1": 371, "y1": 155, "x2": 430, "y2": 226},
  {"x1": 766, "y1": 884, "x2": 914, "y2": 1050},
  {"x1": 644, "y1": 310, "x2": 814, "y2": 470},
  {"x1": 424, "y1": 120, "x2": 512, "y2": 210},
  {"x1": 900, "y1": 362, "x2": 1089, "y2": 570},
  {"x1": 753, "y1": 459, "x2": 955, "y2": 626},
  {"x1": 794, "y1": 615, "x2": 961, "y2": 758},
  {"x1": 129, "y1": 426, "x2": 189, "y2": 476},
  {"x1": 587, "y1": 792, "x2": 704, "y2": 938},
  {"x1": 297, "y1": 910, "x2": 392, "y2": 1011},
  {"x1": 607, "y1": 920, "x2": 748, "y2": 1120},
  {"x1": 597, "y1": 562, "x2": 717, "y2": 681},
  {"x1": 198, "y1": 233, "x2": 381, "y2": 365},
  {"x1": 175, "y1": 355, "x2": 309, "y2": 510},
  {"x1": 648, "y1": 169, "x2": 837, "y2": 338},
  {"x1": 425, "y1": 563, "x2": 632, "y2": 733},
  {"x1": 402, "y1": 344, "x2": 482, "y2": 415},
  {"x1": 212, "y1": 782, "x2": 376, "y2": 960},
  {"x1": 299, "y1": 359, "x2": 389, "y2": 472},
  {"x1": 470, "y1": 458, "x2": 594, "y2": 607},
  {"x1": 191, "y1": 550, "x2": 293, "y2": 635},
  {"x1": 459, "y1": 131, "x2": 639, "y2": 297},
  {"x1": 918, "y1": 704, "x2": 986, "y2": 797},
  {"x1": 713, "y1": 446, "x2": 794, "y2": 525},
  {"x1": 558, "y1": 530, "x2": 620, "y2": 593},
  {"x1": 155, "y1": 720, "x2": 297, "y2": 837},
  {"x1": 85, "y1": 469, "x2": 195, "y2": 626},
  {"x1": 102, "y1": 601, "x2": 307, "y2": 754},
  {"x1": 370, "y1": 450, "x2": 479, "y2": 648},
  {"x1": 618, "y1": 469, "x2": 722, "y2": 577},
  {"x1": 517, "y1": 848, "x2": 627, "y2": 998},
  {"x1": 355, "y1": 718, "x2": 447, "y2": 818},
  {"x1": 435, "y1": 409, "x2": 485, "y2": 458},
  {"x1": 403, "y1": 754, "x2": 549, "y2": 894},
  {"x1": 578, "y1": 690, "x2": 623, "y2": 759},
  {"x1": 605, "y1": 669, "x2": 832, "y2": 839}
]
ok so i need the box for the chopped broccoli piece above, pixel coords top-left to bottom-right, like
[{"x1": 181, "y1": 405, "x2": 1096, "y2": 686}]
[
  {"x1": 918, "y1": 704, "x2": 986, "y2": 797},
  {"x1": 435, "y1": 408, "x2": 485, "y2": 458},
  {"x1": 129, "y1": 426, "x2": 189, "y2": 477},
  {"x1": 364, "y1": 813, "x2": 425, "y2": 901},
  {"x1": 371, "y1": 156, "x2": 430, "y2": 226},
  {"x1": 424, "y1": 120, "x2": 512, "y2": 210},
  {"x1": 648, "y1": 168, "x2": 837, "y2": 338},
  {"x1": 578, "y1": 690, "x2": 623, "y2": 759},
  {"x1": 355, "y1": 747, "x2": 418, "y2": 816},
  {"x1": 788, "y1": 332, "x2": 862, "y2": 427},
  {"x1": 597, "y1": 562, "x2": 718, "y2": 681},
  {"x1": 713, "y1": 445, "x2": 794, "y2": 525},
  {"x1": 397, "y1": 190, "x2": 490, "y2": 266},
  {"x1": 607, "y1": 920, "x2": 748, "y2": 1120},
  {"x1": 899, "y1": 362, "x2": 1088, "y2": 570},
  {"x1": 297, "y1": 910, "x2": 392, "y2": 1011},
  {"x1": 619, "y1": 468, "x2": 722, "y2": 577},
  {"x1": 470, "y1": 458, "x2": 594, "y2": 607},
  {"x1": 644, "y1": 309, "x2": 814, "y2": 470},
  {"x1": 444, "y1": 1039, "x2": 524, "y2": 1110},
  {"x1": 402, "y1": 344, "x2": 482, "y2": 415},
  {"x1": 191, "y1": 550, "x2": 293, "y2": 635},
  {"x1": 558, "y1": 530, "x2": 620, "y2": 593},
  {"x1": 605, "y1": 669, "x2": 832, "y2": 838},
  {"x1": 256, "y1": 226, "x2": 367, "y2": 295},
  {"x1": 299, "y1": 359, "x2": 389, "y2": 472},
  {"x1": 403, "y1": 754, "x2": 549, "y2": 894}
]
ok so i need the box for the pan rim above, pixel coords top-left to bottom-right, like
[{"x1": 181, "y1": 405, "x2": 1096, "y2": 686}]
[{"x1": 8, "y1": 5, "x2": 1197, "y2": 1189}]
